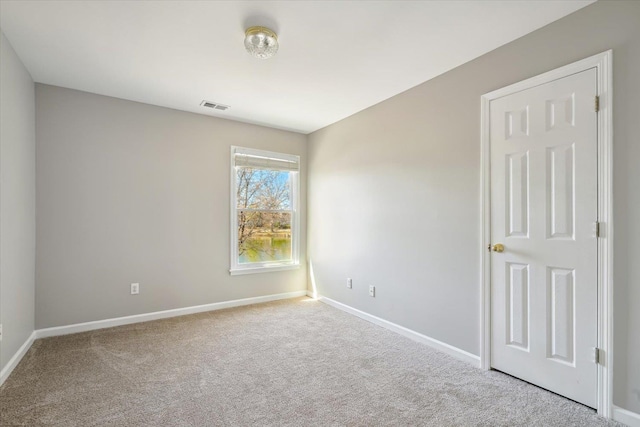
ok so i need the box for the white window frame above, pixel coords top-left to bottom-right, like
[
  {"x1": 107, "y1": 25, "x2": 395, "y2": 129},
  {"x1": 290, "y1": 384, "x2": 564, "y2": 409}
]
[{"x1": 229, "y1": 146, "x2": 300, "y2": 275}]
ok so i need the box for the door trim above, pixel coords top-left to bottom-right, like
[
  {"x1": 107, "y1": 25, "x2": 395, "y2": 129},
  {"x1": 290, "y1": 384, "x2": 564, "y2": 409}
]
[{"x1": 480, "y1": 50, "x2": 613, "y2": 418}]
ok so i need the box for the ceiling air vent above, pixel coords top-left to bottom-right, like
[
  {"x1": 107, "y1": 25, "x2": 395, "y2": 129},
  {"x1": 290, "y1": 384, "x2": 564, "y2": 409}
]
[{"x1": 200, "y1": 100, "x2": 230, "y2": 111}]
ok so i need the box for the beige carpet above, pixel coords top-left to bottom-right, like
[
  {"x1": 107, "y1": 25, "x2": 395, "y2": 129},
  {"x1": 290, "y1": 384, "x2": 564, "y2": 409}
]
[{"x1": 0, "y1": 297, "x2": 619, "y2": 426}]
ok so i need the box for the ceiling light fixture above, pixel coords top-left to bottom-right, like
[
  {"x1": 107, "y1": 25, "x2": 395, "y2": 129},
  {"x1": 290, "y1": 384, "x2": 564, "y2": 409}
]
[{"x1": 244, "y1": 26, "x2": 278, "y2": 59}]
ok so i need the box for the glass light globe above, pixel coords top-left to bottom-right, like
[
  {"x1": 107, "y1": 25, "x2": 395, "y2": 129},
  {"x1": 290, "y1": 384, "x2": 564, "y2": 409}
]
[{"x1": 244, "y1": 26, "x2": 279, "y2": 59}]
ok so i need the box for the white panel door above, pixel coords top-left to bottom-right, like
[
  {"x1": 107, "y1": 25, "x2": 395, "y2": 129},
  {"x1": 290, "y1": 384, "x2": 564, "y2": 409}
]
[{"x1": 490, "y1": 68, "x2": 598, "y2": 407}]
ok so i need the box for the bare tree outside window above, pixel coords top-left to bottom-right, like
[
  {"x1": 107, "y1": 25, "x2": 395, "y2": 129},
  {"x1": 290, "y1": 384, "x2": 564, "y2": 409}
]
[
  {"x1": 230, "y1": 146, "x2": 299, "y2": 274},
  {"x1": 236, "y1": 167, "x2": 292, "y2": 263}
]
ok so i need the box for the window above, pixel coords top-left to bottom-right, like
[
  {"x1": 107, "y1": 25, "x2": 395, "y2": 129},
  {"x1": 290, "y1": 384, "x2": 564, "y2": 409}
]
[{"x1": 230, "y1": 146, "x2": 300, "y2": 274}]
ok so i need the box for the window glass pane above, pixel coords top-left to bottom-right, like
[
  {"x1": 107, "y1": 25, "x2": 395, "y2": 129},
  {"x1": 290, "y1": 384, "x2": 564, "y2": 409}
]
[
  {"x1": 236, "y1": 168, "x2": 290, "y2": 210},
  {"x1": 238, "y1": 211, "x2": 292, "y2": 263}
]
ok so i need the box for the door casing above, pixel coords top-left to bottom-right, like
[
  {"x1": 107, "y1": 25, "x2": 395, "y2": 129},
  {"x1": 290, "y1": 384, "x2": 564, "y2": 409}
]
[{"x1": 479, "y1": 50, "x2": 613, "y2": 418}]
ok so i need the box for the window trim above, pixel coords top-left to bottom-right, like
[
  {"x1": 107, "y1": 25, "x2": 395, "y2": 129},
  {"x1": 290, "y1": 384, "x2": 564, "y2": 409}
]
[{"x1": 229, "y1": 146, "x2": 300, "y2": 275}]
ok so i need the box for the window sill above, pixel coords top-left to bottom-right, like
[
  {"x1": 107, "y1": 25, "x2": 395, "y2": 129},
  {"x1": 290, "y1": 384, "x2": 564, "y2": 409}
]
[{"x1": 229, "y1": 264, "x2": 300, "y2": 276}]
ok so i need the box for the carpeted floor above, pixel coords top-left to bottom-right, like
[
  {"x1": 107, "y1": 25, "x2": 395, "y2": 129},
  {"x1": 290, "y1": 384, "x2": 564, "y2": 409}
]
[{"x1": 0, "y1": 297, "x2": 619, "y2": 426}]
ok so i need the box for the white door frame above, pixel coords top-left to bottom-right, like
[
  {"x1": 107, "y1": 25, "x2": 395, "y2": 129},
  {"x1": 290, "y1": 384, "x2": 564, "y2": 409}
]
[{"x1": 480, "y1": 50, "x2": 613, "y2": 417}]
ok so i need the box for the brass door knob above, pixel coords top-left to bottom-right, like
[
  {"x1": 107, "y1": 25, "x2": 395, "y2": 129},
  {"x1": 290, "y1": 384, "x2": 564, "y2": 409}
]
[{"x1": 492, "y1": 243, "x2": 505, "y2": 253}]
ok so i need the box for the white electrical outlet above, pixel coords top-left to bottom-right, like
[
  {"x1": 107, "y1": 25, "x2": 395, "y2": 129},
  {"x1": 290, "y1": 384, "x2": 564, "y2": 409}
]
[
  {"x1": 369, "y1": 285, "x2": 375, "y2": 297},
  {"x1": 347, "y1": 278, "x2": 352, "y2": 289},
  {"x1": 130, "y1": 283, "x2": 140, "y2": 295}
]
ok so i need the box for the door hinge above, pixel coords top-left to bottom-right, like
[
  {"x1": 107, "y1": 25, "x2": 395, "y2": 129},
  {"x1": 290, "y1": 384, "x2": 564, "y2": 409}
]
[
  {"x1": 594, "y1": 221, "x2": 600, "y2": 238},
  {"x1": 595, "y1": 96, "x2": 600, "y2": 112},
  {"x1": 593, "y1": 347, "x2": 602, "y2": 365}
]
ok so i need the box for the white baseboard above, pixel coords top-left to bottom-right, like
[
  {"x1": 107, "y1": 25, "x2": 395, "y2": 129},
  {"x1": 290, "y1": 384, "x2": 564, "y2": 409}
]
[
  {"x1": 312, "y1": 294, "x2": 481, "y2": 367},
  {"x1": 614, "y1": 406, "x2": 640, "y2": 427},
  {"x1": 0, "y1": 331, "x2": 36, "y2": 386},
  {"x1": 36, "y1": 290, "x2": 307, "y2": 339}
]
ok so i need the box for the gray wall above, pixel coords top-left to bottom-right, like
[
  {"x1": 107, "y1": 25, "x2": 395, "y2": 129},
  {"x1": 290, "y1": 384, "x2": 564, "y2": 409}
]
[
  {"x1": 35, "y1": 85, "x2": 307, "y2": 329},
  {"x1": 0, "y1": 31, "x2": 36, "y2": 372},
  {"x1": 307, "y1": 0, "x2": 639, "y2": 413}
]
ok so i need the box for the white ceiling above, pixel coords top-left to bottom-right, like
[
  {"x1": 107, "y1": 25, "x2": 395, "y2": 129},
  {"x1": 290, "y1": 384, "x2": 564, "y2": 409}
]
[{"x1": 0, "y1": 1, "x2": 594, "y2": 134}]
